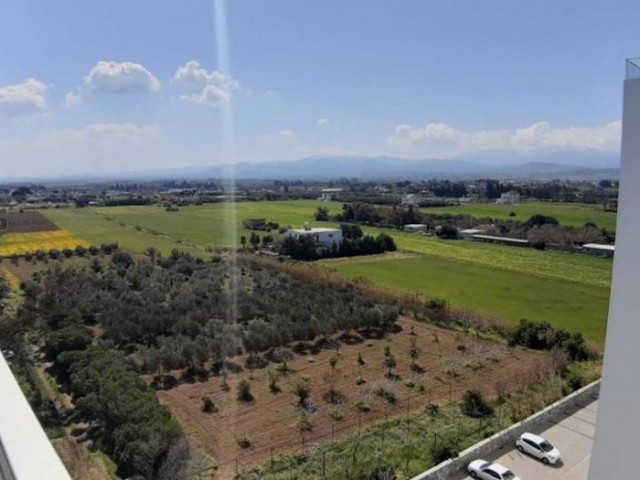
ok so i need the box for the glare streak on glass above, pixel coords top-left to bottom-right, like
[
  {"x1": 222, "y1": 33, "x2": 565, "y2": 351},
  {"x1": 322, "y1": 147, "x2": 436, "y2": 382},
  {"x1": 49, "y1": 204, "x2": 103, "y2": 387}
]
[{"x1": 213, "y1": 0, "x2": 238, "y2": 325}]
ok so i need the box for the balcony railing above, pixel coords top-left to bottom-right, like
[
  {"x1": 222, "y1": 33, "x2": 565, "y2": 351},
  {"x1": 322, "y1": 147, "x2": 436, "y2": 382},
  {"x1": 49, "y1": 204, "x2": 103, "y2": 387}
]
[{"x1": 0, "y1": 352, "x2": 70, "y2": 480}]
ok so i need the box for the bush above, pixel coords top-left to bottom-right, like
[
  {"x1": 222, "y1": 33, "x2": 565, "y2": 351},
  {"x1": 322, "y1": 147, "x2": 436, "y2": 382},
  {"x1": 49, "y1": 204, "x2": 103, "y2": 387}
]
[
  {"x1": 237, "y1": 379, "x2": 254, "y2": 403},
  {"x1": 374, "y1": 387, "x2": 397, "y2": 404},
  {"x1": 236, "y1": 436, "x2": 251, "y2": 449},
  {"x1": 461, "y1": 390, "x2": 494, "y2": 418},
  {"x1": 432, "y1": 443, "x2": 458, "y2": 464},
  {"x1": 329, "y1": 409, "x2": 344, "y2": 421},
  {"x1": 202, "y1": 395, "x2": 218, "y2": 413},
  {"x1": 356, "y1": 402, "x2": 371, "y2": 412}
]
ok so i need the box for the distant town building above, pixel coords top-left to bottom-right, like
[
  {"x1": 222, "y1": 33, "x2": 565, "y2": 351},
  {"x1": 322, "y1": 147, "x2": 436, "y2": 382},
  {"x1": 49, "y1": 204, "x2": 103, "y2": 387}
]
[
  {"x1": 496, "y1": 191, "x2": 521, "y2": 205},
  {"x1": 285, "y1": 227, "x2": 342, "y2": 246},
  {"x1": 320, "y1": 188, "x2": 343, "y2": 201},
  {"x1": 403, "y1": 224, "x2": 427, "y2": 233},
  {"x1": 402, "y1": 194, "x2": 425, "y2": 206}
]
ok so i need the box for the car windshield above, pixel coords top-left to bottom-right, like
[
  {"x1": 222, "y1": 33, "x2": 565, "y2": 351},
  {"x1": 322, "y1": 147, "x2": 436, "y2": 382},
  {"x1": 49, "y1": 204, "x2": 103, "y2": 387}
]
[{"x1": 540, "y1": 440, "x2": 555, "y2": 452}]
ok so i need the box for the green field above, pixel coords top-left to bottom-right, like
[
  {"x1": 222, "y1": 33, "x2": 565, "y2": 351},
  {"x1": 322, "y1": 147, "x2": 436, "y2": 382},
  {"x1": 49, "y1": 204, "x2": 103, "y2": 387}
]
[
  {"x1": 41, "y1": 201, "x2": 612, "y2": 345},
  {"x1": 44, "y1": 201, "x2": 329, "y2": 253},
  {"x1": 420, "y1": 202, "x2": 617, "y2": 230},
  {"x1": 327, "y1": 254, "x2": 609, "y2": 345}
]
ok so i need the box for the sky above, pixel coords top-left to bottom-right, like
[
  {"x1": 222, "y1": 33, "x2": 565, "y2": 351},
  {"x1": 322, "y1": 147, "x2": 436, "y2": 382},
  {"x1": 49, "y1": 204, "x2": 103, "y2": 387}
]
[{"x1": 0, "y1": 0, "x2": 638, "y2": 178}]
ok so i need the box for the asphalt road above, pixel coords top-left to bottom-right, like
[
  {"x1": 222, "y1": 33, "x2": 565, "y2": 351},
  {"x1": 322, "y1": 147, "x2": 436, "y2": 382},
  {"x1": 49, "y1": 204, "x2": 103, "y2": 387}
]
[{"x1": 450, "y1": 399, "x2": 598, "y2": 480}]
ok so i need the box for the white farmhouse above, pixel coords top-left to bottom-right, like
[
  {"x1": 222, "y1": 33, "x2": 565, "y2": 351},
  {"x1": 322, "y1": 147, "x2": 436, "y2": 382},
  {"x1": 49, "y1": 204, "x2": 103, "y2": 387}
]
[
  {"x1": 319, "y1": 188, "x2": 343, "y2": 201},
  {"x1": 285, "y1": 227, "x2": 342, "y2": 246},
  {"x1": 496, "y1": 191, "x2": 521, "y2": 204}
]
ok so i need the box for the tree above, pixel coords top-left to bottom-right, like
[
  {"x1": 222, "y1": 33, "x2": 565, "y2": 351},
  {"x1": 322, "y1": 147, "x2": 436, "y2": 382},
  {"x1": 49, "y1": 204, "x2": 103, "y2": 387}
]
[
  {"x1": 462, "y1": 390, "x2": 494, "y2": 418},
  {"x1": 146, "y1": 246, "x2": 158, "y2": 263},
  {"x1": 294, "y1": 379, "x2": 311, "y2": 406},
  {"x1": 240, "y1": 235, "x2": 247, "y2": 249},
  {"x1": 383, "y1": 348, "x2": 397, "y2": 378},
  {"x1": 408, "y1": 336, "x2": 420, "y2": 367},
  {"x1": 249, "y1": 232, "x2": 261, "y2": 250},
  {"x1": 315, "y1": 206, "x2": 330, "y2": 221},
  {"x1": 112, "y1": 251, "x2": 133, "y2": 268},
  {"x1": 237, "y1": 379, "x2": 254, "y2": 403}
]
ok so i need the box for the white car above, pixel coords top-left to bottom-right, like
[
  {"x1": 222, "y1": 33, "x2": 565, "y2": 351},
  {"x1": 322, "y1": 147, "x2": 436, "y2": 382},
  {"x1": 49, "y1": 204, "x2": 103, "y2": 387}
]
[
  {"x1": 467, "y1": 459, "x2": 520, "y2": 480},
  {"x1": 516, "y1": 432, "x2": 562, "y2": 465}
]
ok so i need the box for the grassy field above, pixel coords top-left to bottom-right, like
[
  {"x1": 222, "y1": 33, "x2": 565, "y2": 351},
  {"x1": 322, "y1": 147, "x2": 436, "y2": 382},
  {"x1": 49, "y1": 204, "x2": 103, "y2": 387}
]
[
  {"x1": 327, "y1": 255, "x2": 610, "y2": 345},
  {"x1": 42, "y1": 208, "x2": 205, "y2": 257},
  {"x1": 368, "y1": 230, "x2": 612, "y2": 288},
  {"x1": 420, "y1": 202, "x2": 617, "y2": 230},
  {"x1": 43, "y1": 201, "x2": 328, "y2": 253}
]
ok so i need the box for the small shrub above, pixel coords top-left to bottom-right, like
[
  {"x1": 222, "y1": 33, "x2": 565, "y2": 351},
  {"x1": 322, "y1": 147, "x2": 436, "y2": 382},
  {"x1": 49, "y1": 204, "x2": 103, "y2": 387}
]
[
  {"x1": 461, "y1": 390, "x2": 494, "y2": 418},
  {"x1": 432, "y1": 443, "x2": 458, "y2": 464},
  {"x1": 237, "y1": 379, "x2": 254, "y2": 403},
  {"x1": 355, "y1": 376, "x2": 366, "y2": 386},
  {"x1": 201, "y1": 395, "x2": 218, "y2": 413},
  {"x1": 356, "y1": 402, "x2": 371, "y2": 412},
  {"x1": 329, "y1": 410, "x2": 344, "y2": 421},
  {"x1": 426, "y1": 403, "x2": 440, "y2": 417},
  {"x1": 236, "y1": 436, "x2": 251, "y2": 449},
  {"x1": 374, "y1": 387, "x2": 397, "y2": 404}
]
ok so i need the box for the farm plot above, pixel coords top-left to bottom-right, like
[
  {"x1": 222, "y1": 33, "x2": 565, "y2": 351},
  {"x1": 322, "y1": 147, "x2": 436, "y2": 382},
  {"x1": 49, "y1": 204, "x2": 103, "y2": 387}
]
[
  {"x1": 0, "y1": 230, "x2": 90, "y2": 257},
  {"x1": 328, "y1": 254, "x2": 610, "y2": 345},
  {"x1": 419, "y1": 202, "x2": 618, "y2": 230},
  {"x1": 157, "y1": 317, "x2": 548, "y2": 477},
  {"x1": 2, "y1": 211, "x2": 60, "y2": 233}
]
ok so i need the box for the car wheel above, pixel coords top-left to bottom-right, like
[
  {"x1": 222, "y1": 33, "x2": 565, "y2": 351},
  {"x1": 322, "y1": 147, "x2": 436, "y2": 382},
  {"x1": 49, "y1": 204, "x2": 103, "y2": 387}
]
[
  {"x1": 516, "y1": 445, "x2": 524, "y2": 453},
  {"x1": 469, "y1": 472, "x2": 478, "y2": 479},
  {"x1": 543, "y1": 457, "x2": 550, "y2": 465}
]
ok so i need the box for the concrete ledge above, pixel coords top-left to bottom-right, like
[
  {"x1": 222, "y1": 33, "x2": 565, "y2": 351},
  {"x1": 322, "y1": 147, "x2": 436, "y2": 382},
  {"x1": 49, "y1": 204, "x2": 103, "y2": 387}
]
[
  {"x1": 0, "y1": 352, "x2": 70, "y2": 479},
  {"x1": 411, "y1": 380, "x2": 600, "y2": 480}
]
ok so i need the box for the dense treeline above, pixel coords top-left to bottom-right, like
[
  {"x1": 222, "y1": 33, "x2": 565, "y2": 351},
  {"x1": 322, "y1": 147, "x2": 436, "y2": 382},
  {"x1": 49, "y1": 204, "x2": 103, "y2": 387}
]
[
  {"x1": 54, "y1": 348, "x2": 187, "y2": 479},
  {"x1": 509, "y1": 319, "x2": 598, "y2": 361},
  {"x1": 320, "y1": 203, "x2": 615, "y2": 246}
]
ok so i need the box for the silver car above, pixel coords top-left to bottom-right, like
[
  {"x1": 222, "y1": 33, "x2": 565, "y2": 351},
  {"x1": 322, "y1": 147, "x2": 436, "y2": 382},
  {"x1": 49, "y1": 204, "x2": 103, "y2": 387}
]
[{"x1": 515, "y1": 432, "x2": 562, "y2": 465}]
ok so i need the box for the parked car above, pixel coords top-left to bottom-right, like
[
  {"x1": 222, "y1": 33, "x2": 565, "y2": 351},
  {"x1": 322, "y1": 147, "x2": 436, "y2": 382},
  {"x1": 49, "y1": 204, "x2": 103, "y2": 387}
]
[
  {"x1": 516, "y1": 432, "x2": 562, "y2": 465},
  {"x1": 467, "y1": 460, "x2": 520, "y2": 480}
]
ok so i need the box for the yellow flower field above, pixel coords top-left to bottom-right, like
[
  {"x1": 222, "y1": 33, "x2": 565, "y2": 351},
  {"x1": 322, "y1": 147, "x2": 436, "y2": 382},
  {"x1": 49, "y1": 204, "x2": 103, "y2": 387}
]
[{"x1": 0, "y1": 229, "x2": 90, "y2": 257}]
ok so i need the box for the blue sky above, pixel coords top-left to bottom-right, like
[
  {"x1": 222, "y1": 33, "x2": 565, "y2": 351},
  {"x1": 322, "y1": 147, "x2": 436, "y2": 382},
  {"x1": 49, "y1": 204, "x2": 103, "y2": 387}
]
[{"x1": 0, "y1": 0, "x2": 638, "y2": 177}]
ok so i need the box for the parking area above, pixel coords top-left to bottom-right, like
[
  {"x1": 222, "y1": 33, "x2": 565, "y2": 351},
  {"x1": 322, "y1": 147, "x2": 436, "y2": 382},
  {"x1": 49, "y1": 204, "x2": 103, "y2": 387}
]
[{"x1": 451, "y1": 399, "x2": 597, "y2": 480}]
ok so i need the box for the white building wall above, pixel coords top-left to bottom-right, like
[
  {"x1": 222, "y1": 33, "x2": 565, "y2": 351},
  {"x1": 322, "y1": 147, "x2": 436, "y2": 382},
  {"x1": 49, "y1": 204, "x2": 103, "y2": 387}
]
[{"x1": 588, "y1": 76, "x2": 640, "y2": 479}]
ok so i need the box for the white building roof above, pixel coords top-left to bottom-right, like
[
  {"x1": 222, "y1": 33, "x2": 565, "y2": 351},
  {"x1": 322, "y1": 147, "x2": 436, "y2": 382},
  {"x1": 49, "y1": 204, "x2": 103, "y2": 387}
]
[
  {"x1": 583, "y1": 243, "x2": 615, "y2": 251},
  {"x1": 459, "y1": 228, "x2": 485, "y2": 234},
  {"x1": 288, "y1": 227, "x2": 341, "y2": 234},
  {"x1": 404, "y1": 224, "x2": 427, "y2": 228}
]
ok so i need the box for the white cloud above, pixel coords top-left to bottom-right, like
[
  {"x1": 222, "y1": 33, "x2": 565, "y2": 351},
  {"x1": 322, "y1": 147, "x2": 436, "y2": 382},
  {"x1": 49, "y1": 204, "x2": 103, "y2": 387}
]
[
  {"x1": 84, "y1": 61, "x2": 161, "y2": 93},
  {"x1": 82, "y1": 123, "x2": 161, "y2": 143},
  {"x1": 64, "y1": 92, "x2": 81, "y2": 108},
  {"x1": 173, "y1": 61, "x2": 239, "y2": 106},
  {"x1": 387, "y1": 121, "x2": 622, "y2": 157},
  {"x1": 0, "y1": 79, "x2": 48, "y2": 119},
  {"x1": 317, "y1": 118, "x2": 329, "y2": 126}
]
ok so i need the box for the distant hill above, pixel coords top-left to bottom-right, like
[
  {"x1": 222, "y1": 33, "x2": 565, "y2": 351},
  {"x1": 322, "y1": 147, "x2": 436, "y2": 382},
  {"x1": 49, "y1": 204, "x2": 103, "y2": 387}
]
[
  {"x1": 130, "y1": 149, "x2": 619, "y2": 181},
  {"x1": 3, "y1": 148, "x2": 620, "y2": 183}
]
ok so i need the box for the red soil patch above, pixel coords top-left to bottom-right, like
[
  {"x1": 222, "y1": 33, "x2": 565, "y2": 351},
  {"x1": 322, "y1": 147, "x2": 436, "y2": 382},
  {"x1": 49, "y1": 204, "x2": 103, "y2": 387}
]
[{"x1": 158, "y1": 317, "x2": 549, "y2": 479}]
